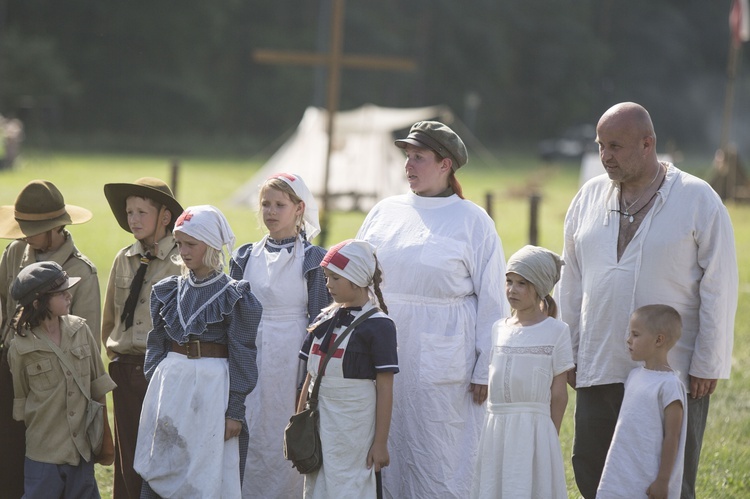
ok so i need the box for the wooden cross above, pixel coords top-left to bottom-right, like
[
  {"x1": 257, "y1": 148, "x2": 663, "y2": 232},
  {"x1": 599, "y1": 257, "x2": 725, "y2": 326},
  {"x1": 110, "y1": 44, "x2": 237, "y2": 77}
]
[{"x1": 253, "y1": 0, "x2": 416, "y2": 245}]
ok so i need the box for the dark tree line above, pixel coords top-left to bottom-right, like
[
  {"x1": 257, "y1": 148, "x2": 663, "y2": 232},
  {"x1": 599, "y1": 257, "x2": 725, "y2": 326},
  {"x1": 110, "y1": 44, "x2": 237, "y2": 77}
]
[{"x1": 0, "y1": 0, "x2": 743, "y2": 152}]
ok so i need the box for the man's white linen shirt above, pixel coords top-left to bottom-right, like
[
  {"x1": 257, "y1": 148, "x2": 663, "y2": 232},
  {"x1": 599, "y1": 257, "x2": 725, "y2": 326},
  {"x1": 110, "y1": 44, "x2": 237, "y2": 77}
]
[{"x1": 558, "y1": 163, "x2": 738, "y2": 390}]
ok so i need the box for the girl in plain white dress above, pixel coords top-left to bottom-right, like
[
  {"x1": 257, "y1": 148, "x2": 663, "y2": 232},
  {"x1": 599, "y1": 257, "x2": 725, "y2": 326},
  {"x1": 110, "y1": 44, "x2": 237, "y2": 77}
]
[{"x1": 472, "y1": 245, "x2": 574, "y2": 499}]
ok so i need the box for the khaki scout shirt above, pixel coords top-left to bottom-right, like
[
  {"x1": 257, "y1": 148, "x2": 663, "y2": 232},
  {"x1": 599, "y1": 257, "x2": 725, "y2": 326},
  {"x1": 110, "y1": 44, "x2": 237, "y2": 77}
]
[
  {"x1": 101, "y1": 235, "x2": 180, "y2": 359},
  {"x1": 0, "y1": 233, "x2": 101, "y2": 346},
  {"x1": 8, "y1": 315, "x2": 116, "y2": 465}
]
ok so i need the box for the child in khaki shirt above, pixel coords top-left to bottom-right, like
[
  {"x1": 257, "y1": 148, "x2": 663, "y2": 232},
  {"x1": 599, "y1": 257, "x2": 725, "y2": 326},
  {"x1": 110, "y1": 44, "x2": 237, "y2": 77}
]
[
  {"x1": 8, "y1": 262, "x2": 116, "y2": 498},
  {"x1": 102, "y1": 177, "x2": 182, "y2": 499}
]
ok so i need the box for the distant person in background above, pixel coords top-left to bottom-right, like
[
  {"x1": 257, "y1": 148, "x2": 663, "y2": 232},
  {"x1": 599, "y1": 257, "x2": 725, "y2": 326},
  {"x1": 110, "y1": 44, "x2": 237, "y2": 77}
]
[
  {"x1": 230, "y1": 173, "x2": 329, "y2": 499},
  {"x1": 0, "y1": 179, "x2": 101, "y2": 499},
  {"x1": 357, "y1": 121, "x2": 510, "y2": 498},
  {"x1": 102, "y1": 177, "x2": 183, "y2": 499},
  {"x1": 3, "y1": 118, "x2": 24, "y2": 170},
  {"x1": 558, "y1": 102, "x2": 738, "y2": 499}
]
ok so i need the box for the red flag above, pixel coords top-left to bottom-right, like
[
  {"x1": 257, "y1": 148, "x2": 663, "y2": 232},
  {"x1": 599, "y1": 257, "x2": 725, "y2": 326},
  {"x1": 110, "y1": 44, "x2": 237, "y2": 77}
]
[{"x1": 730, "y1": 0, "x2": 750, "y2": 47}]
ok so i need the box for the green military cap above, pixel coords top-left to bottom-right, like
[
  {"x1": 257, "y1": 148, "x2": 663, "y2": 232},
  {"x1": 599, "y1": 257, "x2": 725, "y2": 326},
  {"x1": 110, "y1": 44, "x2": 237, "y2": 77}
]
[
  {"x1": 395, "y1": 121, "x2": 468, "y2": 170},
  {"x1": 12, "y1": 261, "x2": 81, "y2": 306}
]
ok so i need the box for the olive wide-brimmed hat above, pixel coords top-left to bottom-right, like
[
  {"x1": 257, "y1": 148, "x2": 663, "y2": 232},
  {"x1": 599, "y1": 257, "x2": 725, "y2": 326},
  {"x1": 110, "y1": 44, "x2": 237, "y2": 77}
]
[
  {"x1": 0, "y1": 180, "x2": 93, "y2": 239},
  {"x1": 104, "y1": 177, "x2": 183, "y2": 233}
]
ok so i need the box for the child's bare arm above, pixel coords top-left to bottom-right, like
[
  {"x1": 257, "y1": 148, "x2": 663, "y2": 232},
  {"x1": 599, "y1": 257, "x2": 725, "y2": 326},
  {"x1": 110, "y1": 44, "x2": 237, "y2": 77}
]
[
  {"x1": 296, "y1": 373, "x2": 311, "y2": 413},
  {"x1": 550, "y1": 371, "x2": 569, "y2": 434},
  {"x1": 224, "y1": 418, "x2": 242, "y2": 441},
  {"x1": 367, "y1": 372, "x2": 394, "y2": 472},
  {"x1": 646, "y1": 400, "x2": 684, "y2": 499}
]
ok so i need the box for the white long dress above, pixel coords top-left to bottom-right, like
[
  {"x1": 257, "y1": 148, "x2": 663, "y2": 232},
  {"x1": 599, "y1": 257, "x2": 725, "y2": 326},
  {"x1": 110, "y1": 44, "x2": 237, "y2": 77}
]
[
  {"x1": 472, "y1": 317, "x2": 574, "y2": 499},
  {"x1": 240, "y1": 236, "x2": 307, "y2": 498},
  {"x1": 357, "y1": 192, "x2": 509, "y2": 498}
]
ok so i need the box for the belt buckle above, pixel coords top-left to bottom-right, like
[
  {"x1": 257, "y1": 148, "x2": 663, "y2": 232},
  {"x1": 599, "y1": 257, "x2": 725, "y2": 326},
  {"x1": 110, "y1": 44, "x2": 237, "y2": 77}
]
[{"x1": 186, "y1": 340, "x2": 201, "y2": 359}]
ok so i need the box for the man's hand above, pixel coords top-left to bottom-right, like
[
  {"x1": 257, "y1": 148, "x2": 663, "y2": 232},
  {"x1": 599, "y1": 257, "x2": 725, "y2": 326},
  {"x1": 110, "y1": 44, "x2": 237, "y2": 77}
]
[{"x1": 689, "y1": 376, "x2": 717, "y2": 399}]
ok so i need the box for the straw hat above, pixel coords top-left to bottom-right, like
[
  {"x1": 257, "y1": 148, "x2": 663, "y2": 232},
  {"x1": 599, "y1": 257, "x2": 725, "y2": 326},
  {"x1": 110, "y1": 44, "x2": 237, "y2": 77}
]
[
  {"x1": 104, "y1": 177, "x2": 183, "y2": 233},
  {"x1": 0, "y1": 180, "x2": 92, "y2": 239}
]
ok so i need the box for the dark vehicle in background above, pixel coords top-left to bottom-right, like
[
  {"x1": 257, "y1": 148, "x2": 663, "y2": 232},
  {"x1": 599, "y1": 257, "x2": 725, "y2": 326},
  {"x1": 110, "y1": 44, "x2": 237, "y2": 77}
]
[{"x1": 538, "y1": 124, "x2": 597, "y2": 162}]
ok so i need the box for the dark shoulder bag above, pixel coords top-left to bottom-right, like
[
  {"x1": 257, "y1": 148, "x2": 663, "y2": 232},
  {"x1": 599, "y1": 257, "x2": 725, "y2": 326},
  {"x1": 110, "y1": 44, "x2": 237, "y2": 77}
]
[{"x1": 283, "y1": 308, "x2": 377, "y2": 474}]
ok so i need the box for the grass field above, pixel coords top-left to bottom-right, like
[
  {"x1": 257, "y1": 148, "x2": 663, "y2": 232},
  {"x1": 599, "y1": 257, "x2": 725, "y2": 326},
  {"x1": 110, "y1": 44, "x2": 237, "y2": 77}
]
[{"x1": 0, "y1": 148, "x2": 747, "y2": 497}]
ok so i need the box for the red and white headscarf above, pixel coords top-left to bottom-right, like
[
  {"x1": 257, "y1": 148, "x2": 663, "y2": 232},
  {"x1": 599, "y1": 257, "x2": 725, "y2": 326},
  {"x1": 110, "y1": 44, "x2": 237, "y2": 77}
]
[
  {"x1": 174, "y1": 205, "x2": 236, "y2": 255},
  {"x1": 321, "y1": 239, "x2": 377, "y2": 288},
  {"x1": 269, "y1": 173, "x2": 321, "y2": 241}
]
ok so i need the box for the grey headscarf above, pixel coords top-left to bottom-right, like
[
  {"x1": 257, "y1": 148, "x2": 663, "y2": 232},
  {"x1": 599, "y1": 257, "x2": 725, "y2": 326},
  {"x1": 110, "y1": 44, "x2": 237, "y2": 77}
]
[{"x1": 506, "y1": 245, "x2": 564, "y2": 300}]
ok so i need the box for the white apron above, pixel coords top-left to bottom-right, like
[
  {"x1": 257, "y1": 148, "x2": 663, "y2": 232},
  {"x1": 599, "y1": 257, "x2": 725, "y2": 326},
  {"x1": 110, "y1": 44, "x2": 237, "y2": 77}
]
[
  {"x1": 134, "y1": 352, "x2": 241, "y2": 499},
  {"x1": 304, "y1": 356, "x2": 377, "y2": 498},
  {"x1": 241, "y1": 235, "x2": 307, "y2": 498}
]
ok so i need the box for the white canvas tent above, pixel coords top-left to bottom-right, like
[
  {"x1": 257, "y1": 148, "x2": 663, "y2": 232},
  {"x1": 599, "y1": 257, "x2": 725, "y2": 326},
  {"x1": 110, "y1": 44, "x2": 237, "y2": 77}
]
[{"x1": 231, "y1": 104, "x2": 450, "y2": 211}]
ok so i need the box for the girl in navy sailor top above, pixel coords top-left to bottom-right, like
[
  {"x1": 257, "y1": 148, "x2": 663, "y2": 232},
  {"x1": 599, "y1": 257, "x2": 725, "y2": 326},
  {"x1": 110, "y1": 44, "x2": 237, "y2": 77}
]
[{"x1": 297, "y1": 239, "x2": 398, "y2": 499}]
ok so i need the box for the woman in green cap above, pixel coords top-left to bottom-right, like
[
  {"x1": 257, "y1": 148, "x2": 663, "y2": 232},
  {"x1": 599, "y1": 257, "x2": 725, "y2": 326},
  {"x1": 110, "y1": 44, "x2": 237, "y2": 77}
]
[{"x1": 357, "y1": 121, "x2": 510, "y2": 498}]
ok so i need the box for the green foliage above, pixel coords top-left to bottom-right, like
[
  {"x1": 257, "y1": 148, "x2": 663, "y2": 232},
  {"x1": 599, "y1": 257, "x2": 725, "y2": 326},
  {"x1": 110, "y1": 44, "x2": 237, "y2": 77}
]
[
  {"x1": 0, "y1": 0, "x2": 742, "y2": 150},
  {"x1": 1, "y1": 149, "x2": 747, "y2": 498}
]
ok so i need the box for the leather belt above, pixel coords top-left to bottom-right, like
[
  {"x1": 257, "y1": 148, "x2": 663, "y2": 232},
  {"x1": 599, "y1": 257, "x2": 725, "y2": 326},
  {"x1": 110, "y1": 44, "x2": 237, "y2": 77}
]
[{"x1": 171, "y1": 340, "x2": 228, "y2": 359}]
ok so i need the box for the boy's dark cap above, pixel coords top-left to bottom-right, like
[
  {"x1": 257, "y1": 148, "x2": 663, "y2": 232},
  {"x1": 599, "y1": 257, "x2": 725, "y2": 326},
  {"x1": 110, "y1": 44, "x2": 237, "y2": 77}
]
[
  {"x1": 0, "y1": 180, "x2": 92, "y2": 240},
  {"x1": 395, "y1": 121, "x2": 468, "y2": 170},
  {"x1": 11, "y1": 261, "x2": 81, "y2": 306},
  {"x1": 104, "y1": 177, "x2": 183, "y2": 233}
]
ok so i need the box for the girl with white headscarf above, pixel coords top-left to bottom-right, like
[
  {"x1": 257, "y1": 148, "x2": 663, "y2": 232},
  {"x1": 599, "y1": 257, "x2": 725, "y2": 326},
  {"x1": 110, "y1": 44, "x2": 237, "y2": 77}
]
[
  {"x1": 471, "y1": 245, "x2": 574, "y2": 499},
  {"x1": 134, "y1": 205, "x2": 262, "y2": 499},
  {"x1": 229, "y1": 174, "x2": 330, "y2": 499},
  {"x1": 297, "y1": 240, "x2": 398, "y2": 499}
]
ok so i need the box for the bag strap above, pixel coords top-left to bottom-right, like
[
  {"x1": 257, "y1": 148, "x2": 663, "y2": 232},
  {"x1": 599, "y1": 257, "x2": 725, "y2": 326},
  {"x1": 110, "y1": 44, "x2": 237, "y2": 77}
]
[
  {"x1": 308, "y1": 308, "x2": 378, "y2": 406},
  {"x1": 39, "y1": 332, "x2": 92, "y2": 403}
]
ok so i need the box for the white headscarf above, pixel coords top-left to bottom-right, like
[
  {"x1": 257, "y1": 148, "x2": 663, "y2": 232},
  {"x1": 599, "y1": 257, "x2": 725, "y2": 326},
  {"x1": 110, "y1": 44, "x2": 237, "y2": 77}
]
[
  {"x1": 174, "y1": 205, "x2": 236, "y2": 255},
  {"x1": 321, "y1": 239, "x2": 376, "y2": 288},
  {"x1": 506, "y1": 245, "x2": 563, "y2": 300},
  {"x1": 268, "y1": 173, "x2": 321, "y2": 241}
]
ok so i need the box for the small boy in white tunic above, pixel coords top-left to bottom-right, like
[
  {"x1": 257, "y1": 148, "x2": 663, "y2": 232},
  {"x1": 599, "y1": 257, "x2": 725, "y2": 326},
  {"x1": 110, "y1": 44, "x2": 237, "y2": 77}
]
[{"x1": 597, "y1": 305, "x2": 688, "y2": 499}]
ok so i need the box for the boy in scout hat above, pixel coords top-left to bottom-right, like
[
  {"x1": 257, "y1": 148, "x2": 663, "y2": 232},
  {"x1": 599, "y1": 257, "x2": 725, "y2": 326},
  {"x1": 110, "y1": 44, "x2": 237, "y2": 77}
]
[
  {"x1": 7, "y1": 261, "x2": 116, "y2": 498},
  {"x1": 0, "y1": 179, "x2": 101, "y2": 499},
  {"x1": 102, "y1": 177, "x2": 182, "y2": 499}
]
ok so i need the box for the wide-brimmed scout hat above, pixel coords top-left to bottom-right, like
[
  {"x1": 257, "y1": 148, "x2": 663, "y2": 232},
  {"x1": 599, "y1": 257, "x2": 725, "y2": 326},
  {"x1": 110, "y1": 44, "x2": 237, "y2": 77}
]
[
  {"x1": 103, "y1": 177, "x2": 183, "y2": 233},
  {"x1": 0, "y1": 180, "x2": 93, "y2": 240},
  {"x1": 11, "y1": 261, "x2": 81, "y2": 306},
  {"x1": 395, "y1": 121, "x2": 468, "y2": 170}
]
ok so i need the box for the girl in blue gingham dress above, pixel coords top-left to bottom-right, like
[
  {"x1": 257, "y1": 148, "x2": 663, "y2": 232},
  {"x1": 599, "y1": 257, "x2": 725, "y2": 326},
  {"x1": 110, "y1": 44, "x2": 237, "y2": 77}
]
[{"x1": 134, "y1": 205, "x2": 261, "y2": 499}]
